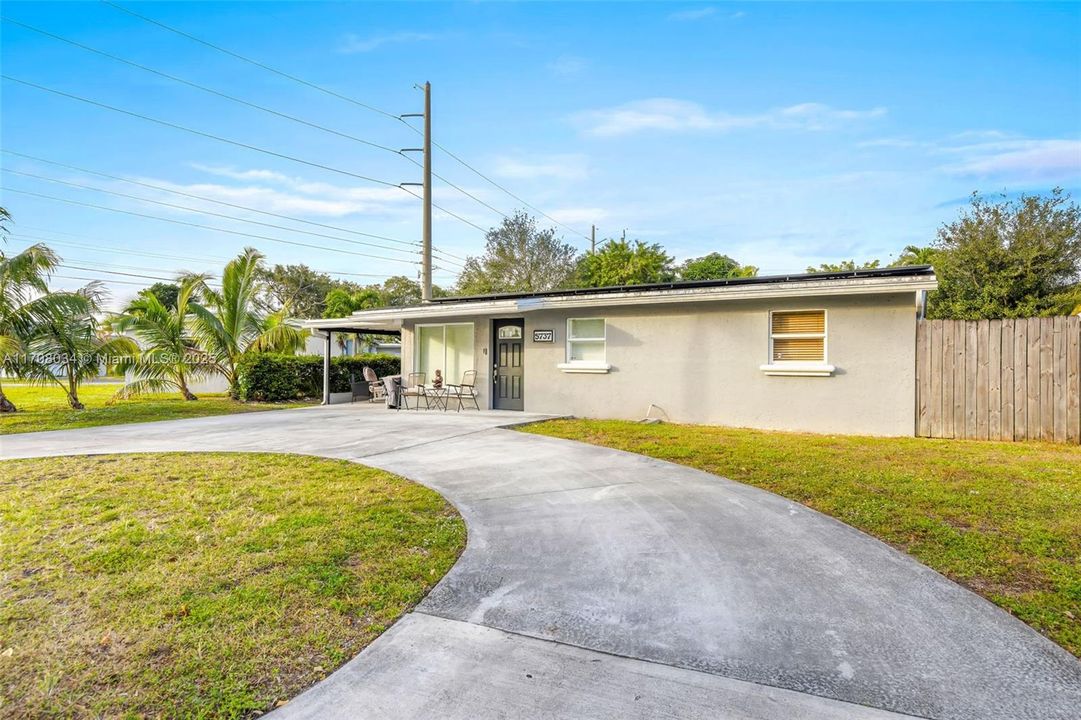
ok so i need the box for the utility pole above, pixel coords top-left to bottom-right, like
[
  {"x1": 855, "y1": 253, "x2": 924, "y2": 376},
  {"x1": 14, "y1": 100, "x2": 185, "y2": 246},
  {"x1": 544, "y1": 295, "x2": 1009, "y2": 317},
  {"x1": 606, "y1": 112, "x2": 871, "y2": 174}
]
[
  {"x1": 591, "y1": 224, "x2": 596, "y2": 254},
  {"x1": 621, "y1": 228, "x2": 626, "y2": 242},
  {"x1": 400, "y1": 81, "x2": 433, "y2": 302}
]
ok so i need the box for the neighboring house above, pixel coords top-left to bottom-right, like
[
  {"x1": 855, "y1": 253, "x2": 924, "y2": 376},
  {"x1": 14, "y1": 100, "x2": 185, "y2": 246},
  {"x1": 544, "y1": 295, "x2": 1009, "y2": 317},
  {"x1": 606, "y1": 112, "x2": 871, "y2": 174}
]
[
  {"x1": 304, "y1": 266, "x2": 938, "y2": 436},
  {"x1": 302, "y1": 333, "x2": 401, "y2": 357}
]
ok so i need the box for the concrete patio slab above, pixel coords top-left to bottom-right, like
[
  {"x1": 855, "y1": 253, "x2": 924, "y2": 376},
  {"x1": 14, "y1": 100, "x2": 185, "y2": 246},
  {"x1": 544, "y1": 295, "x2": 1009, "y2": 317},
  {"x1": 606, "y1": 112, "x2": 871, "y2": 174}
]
[{"x1": 3, "y1": 405, "x2": 1079, "y2": 719}]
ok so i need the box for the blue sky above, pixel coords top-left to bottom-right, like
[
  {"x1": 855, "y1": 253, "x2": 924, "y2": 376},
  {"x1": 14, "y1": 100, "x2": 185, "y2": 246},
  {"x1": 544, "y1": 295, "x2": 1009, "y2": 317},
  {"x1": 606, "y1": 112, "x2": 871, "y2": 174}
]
[{"x1": 2, "y1": 1, "x2": 1079, "y2": 308}]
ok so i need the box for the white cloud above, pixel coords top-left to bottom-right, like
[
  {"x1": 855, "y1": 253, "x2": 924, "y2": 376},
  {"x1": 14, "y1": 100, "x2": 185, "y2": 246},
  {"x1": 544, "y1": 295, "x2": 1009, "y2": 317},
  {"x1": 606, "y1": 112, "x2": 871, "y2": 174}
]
[
  {"x1": 338, "y1": 31, "x2": 435, "y2": 54},
  {"x1": 492, "y1": 154, "x2": 589, "y2": 181},
  {"x1": 574, "y1": 98, "x2": 886, "y2": 137},
  {"x1": 669, "y1": 7, "x2": 717, "y2": 21},
  {"x1": 940, "y1": 139, "x2": 1081, "y2": 181},
  {"x1": 547, "y1": 55, "x2": 587, "y2": 76}
]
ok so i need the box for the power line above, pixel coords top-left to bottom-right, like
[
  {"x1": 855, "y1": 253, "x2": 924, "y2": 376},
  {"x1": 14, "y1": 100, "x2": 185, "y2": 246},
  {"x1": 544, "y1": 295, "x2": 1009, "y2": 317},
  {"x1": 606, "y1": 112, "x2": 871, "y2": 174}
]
[
  {"x1": 1, "y1": 75, "x2": 402, "y2": 190},
  {"x1": 9, "y1": 230, "x2": 453, "y2": 281},
  {"x1": 1, "y1": 186, "x2": 420, "y2": 265},
  {"x1": 2, "y1": 150, "x2": 417, "y2": 248},
  {"x1": 97, "y1": 1, "x2": 587, "y2": 242},
  {"x1": 3, "y1": 168, "x2": 422, "y2": 259},
  {"x1": 52, "y1": 273, "x2": 171, "y2": 287},
  {"x1": 62, "y1": 263, "x2": 177, "y2": 282},
  {"x1": 101, "y1": 0, "x2": 402, "y2": 121},
  {"x1": 0, "y1": 17, "x2": 405, "y2": 155}
]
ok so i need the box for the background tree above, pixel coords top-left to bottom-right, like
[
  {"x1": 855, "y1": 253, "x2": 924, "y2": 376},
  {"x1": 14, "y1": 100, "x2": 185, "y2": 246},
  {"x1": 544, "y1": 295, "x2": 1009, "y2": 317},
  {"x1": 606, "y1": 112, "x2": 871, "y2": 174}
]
[
  {"x1": 110, "y1": 276, "x2": 212, "y2": 401},
  {"x1": 457, "y1": 211, "x2": 578, "y2": 294},
  {"x1": 258, "y1": 263, "x2": 339, "y2": 318},
  {"x1": 890, "y1": 245, "x2": 940, "y2": 267},
  {"x1": 576, "y1": 239, "x2": 674, "y2": 287},
  {"x1": 678, "y1": 253, "x2": 758, "y2": 280},
  {"x1": 145, "y1": 282, "x2": 180, "y2": 310},
  {"x1": 189, "y1": 248, "x2": 305, "y2": 396},
  {"x1": 19, "y1": 284, "x2": 138, "y2": 410},
  {"x1": 927, "y1": 189, "x2": 1081, "y2": 319},
  {"x1": 806, "y1": 259, "x2": 882, "y2": 273}
]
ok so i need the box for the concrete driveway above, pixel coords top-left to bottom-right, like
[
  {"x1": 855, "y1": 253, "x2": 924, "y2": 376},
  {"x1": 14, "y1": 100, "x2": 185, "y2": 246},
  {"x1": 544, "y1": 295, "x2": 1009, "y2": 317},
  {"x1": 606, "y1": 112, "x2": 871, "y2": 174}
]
[{"x1": 3, "y1": 404, "x2": 1079, "y2": 719}]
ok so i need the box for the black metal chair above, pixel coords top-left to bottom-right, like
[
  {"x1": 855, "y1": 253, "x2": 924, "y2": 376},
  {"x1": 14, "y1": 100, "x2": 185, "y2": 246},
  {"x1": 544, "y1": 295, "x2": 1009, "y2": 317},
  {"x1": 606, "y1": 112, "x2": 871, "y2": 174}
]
[{"x1": 446, "y1": 370, "x2": 480, "y2": 412}]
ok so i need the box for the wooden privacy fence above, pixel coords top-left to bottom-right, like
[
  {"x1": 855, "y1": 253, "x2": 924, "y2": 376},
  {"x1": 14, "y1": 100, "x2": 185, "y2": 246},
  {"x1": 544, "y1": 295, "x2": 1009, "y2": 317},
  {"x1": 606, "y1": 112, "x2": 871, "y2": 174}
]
[{"x1": 916, "y1": 317, "x2": 1081, "y2": 443}]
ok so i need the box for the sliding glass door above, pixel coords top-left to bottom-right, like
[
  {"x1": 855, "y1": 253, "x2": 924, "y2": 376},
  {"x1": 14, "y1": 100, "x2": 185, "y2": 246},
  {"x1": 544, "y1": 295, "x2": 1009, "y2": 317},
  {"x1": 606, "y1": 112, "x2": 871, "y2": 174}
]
[{"x1": 415, "y1": 323, "x2": 474, "y2": 385}]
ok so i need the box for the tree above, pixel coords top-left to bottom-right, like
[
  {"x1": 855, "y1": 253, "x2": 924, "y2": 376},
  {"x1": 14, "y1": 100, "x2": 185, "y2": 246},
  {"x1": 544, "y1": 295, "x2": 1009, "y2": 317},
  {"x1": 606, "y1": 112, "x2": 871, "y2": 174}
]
[
  {"x1": 927, "y1": 189, "x2": 1081, "y2": 319},
  {"x1": 678, "y1": 253, "x2": 758, "y2": 281},
  {"x1": 890, "y1": 245, "x2": 939, "y2": 267},
  {"x1": 145, "y1": 282, "x2": 180, "y2": 310},
  {"x1": 258, "y1": 263, "x2": 339, "y2": 318},
  {"x1": 576, "y1": 239, "x2": 674, "y2": 287},
  {"x1": 457, "y1": 211, "x2": 578, "y2": 294},
  {"x1": 1, "y1": 213, "x2": 94, "y2": 412},
  {"x1": 805, "y1": 259, "x2": 881, "y2": 273},
  {"x1": 110, "y1": 276, "x2": 213, "y2": 401},
  {"x1": 188, "y1": 248, "x2": 306, "y2": 396},
  {"x1": 19, "y1": 284, "x2": 138, "y2": 410}
]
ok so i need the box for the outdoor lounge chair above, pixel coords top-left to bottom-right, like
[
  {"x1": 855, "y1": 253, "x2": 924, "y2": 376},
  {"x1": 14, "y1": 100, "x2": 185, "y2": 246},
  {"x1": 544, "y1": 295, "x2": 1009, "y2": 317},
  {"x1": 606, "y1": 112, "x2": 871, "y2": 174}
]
[
  {"x1": 362, "y1": 366, "x2": 385, "y2": 403},
  {"x1": 446, "y1": 370, "x2": 480, "y2": 412},
  {"x1": 399, "y1": 372, "x2": 429, "y2": 410}
]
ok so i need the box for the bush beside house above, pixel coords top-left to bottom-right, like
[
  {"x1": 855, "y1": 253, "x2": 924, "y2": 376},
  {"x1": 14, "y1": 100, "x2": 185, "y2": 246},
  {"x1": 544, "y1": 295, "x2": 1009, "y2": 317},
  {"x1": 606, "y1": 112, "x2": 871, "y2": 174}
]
[{"x1": 237, "y1": 353, "x2": 400, "y2": 402}]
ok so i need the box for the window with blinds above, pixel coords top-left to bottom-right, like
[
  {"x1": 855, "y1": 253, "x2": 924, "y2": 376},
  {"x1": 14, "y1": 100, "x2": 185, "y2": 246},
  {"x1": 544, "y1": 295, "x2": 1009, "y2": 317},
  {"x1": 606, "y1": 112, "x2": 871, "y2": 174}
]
[{"x1": 770, "y1": 310, "x2": 826, "y2": 363}]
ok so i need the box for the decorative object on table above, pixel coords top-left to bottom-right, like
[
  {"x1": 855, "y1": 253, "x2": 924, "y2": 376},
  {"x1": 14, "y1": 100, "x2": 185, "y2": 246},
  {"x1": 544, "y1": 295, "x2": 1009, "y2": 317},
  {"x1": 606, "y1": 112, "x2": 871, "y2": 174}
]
[{"x1": 432, "y1": 369, "x2": 443, "y2": 389}]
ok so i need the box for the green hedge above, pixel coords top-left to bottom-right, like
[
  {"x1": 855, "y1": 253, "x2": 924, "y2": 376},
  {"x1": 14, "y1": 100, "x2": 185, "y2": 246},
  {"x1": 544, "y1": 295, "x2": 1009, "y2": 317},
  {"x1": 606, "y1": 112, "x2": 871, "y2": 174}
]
[{"x1": 236, "y1": 353, "x2": 401, "y2": 402}]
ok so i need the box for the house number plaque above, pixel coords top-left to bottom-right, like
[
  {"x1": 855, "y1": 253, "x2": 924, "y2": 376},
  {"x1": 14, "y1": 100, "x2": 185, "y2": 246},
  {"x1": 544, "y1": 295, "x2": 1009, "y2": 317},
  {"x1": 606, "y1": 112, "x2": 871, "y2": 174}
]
[{"x1": 532, "y1": 329, "x2": 555, "y2": 343}]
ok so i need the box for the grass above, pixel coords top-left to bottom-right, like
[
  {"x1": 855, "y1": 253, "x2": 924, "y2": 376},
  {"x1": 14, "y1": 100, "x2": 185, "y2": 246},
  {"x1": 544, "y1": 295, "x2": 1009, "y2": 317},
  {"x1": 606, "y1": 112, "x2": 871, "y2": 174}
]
[
  {"x1": 0, "y1": 452, "x2": 466, "y2": 718},
  {"x1": 521, "y1": 419, "x2": 1081, "y2": 657},
  {"x1": 0, "y1": 383, "x2": 315, "y2": 435}
]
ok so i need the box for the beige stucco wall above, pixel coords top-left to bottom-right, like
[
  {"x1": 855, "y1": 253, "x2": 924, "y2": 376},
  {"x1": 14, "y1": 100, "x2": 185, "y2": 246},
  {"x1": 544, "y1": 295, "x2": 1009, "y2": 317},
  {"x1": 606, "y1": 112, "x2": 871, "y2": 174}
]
[{"x1": 400, "y1": 292, "x2": 919, "y2": 436}]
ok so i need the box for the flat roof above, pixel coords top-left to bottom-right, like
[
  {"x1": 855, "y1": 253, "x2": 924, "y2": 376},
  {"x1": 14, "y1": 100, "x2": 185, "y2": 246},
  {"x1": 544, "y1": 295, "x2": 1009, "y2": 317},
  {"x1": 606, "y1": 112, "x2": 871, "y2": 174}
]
[
  {"x1": 301, "y1": 265, "x2": 937, "y2": 332},
  {"x1": 434, "y1": 265, "x2": 935, "y2": 304}
]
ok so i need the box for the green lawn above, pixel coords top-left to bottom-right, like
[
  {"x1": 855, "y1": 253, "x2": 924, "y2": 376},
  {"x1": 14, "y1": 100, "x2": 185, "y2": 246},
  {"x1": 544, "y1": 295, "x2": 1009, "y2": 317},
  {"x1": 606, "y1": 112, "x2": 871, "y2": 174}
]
[
  {"x1": 0, "y1": 383, "x2": 314, "y2": 435},
  {"x1": 521, "y1": 419, "x2": 1081, "y2": 657},
  {"x1": 0, "y1": 452, "x2": 465, "y2": 718}
]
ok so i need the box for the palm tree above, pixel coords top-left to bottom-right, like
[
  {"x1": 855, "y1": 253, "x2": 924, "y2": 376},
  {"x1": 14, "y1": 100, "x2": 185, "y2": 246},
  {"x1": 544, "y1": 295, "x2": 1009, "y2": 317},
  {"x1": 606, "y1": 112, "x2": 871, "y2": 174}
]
[
  {"x1": 110, "y1": 275, "x2": 212, "y2": 401},
  {"x1": 189, "y1": 248, "x2": 304, "y2": 396},
  {"x1": 1, "y1": 211, "x2": 94, "y2": 411},
  {"x1": 20, "y1": 284, "x2": 138, "y2": 409}
]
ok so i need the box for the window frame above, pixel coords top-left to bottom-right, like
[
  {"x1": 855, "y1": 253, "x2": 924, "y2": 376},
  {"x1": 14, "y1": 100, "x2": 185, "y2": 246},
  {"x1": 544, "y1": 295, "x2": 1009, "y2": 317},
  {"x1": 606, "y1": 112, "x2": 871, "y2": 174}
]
[
  {"x1": 761, "y1": 309, "x2": 834, "y2": 377},
  {"x1": 559, "y1": 317, "x2": 611, "y2": 373},
  {"x1": 413, "y1": 322, "x2": 475, "y2": 380}
]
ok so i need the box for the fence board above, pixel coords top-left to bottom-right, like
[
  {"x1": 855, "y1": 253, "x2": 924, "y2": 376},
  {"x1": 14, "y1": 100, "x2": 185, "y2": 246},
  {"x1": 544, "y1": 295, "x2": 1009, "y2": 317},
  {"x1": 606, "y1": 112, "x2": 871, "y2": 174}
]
[
  {"x1": 976, "y1": 320, "x2": 989, "y2": 440},
  {"x1": 942, "y1": 320, "x2": 955, "y2": 438},
  {"x1": 1069, "y1": 316, "x2": 1080, "y2": 443},
  {"x1": 1054, "y1": 316, "x2": 1067, "y2": 443},
  {"x1": 1040, "y1": 317, "x2": 1054, "y2": 442},
  {"x1": 1015, "y1": 320, "x2": 1028, "y2": 441},
  {"x1": 915, "y1": 316, "x2": 1079, "y2": 443},
  {"x1": 1001, "y1": 319, "x2": 1014, "y2": 441},
  {"x1": 988, "y1": 319, "x2": 1001, "y2": 441},
  {"x1": 1028, "y1": 318, "x2": 1042, "y2": 440},
  {"x1": 916, "y1": 320, "x2": 930, "y2": 437},
  {"x1": 929, "y1": 320, "x2": 943, "y2": 438}
]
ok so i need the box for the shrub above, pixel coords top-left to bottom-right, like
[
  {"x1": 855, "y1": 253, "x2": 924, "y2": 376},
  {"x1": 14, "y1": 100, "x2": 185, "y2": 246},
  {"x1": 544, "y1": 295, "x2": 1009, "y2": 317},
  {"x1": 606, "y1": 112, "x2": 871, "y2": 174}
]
[{"x1": 236, "y1": 353, "x2": 401, "y2": 402}]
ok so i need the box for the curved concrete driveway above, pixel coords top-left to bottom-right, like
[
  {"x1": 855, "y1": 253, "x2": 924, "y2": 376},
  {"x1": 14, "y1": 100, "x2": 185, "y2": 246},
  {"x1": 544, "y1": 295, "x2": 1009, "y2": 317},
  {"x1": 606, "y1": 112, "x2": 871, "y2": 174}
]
[{"x1": 3, "y1": 405, "x2": 1079, "y2": 719}]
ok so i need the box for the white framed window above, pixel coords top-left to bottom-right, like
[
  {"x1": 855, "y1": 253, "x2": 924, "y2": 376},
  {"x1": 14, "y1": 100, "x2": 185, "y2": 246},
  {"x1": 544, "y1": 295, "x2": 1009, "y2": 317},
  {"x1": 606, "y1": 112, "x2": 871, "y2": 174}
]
[
  {"x1": 558, "y1": 317, "x2": 611, "y2": 373},
  {"x1": 415, "y1": 323, "x2": 474, "y2": 385},
  {"x1": 760, "y1": 309, "x2": 834, "y2": 376}
]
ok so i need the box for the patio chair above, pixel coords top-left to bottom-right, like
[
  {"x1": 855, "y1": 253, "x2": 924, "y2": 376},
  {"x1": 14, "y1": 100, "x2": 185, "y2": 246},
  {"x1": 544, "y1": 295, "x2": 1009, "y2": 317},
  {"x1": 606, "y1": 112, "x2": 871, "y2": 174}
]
[
  {"x1": 446, "y1": 370, "x2": 480, "y2": 412},
  {"x1": 362, "y1": 366, "x2": 385, "y2": 403},
  {"x1": 399, "y1": 372, "x2": 430, "y2": 411},
  {"x1": 349, "y1": 374, "x2": 367, "y2": 403}
]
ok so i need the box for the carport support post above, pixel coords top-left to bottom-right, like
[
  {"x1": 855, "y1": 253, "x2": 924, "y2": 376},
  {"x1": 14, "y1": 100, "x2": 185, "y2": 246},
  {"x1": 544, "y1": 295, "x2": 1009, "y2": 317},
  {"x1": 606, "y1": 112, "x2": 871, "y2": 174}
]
[{"x1": 322, "y1": 331, "x2": 332, "y2": 405}]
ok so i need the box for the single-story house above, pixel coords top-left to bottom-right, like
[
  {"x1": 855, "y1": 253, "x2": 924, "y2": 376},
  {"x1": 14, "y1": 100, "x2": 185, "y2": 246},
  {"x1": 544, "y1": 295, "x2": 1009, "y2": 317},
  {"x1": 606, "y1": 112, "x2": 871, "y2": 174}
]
[{"x1": 303, "y1": 265, "x2": 938, "y2": 436}]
